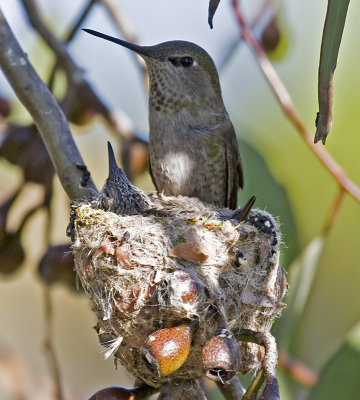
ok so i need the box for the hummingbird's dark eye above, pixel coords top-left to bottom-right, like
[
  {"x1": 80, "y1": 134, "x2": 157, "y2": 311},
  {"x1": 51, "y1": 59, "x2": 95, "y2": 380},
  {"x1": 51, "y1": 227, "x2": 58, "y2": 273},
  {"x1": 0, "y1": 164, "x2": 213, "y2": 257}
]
[{"x1": 180, "y1": 57, "x2": 193, "y2": 67}]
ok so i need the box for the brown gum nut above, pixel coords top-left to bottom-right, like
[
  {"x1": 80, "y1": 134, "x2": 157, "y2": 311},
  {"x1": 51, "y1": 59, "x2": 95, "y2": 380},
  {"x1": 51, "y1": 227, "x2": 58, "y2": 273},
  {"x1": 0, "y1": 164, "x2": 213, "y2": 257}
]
[{"x1": 202, "y1": 329, "x2": 241, "y2": 382}]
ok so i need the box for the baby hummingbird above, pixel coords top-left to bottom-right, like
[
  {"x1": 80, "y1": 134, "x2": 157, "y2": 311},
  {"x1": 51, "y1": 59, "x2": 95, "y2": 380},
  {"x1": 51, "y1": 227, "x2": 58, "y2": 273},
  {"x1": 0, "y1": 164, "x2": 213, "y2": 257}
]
[{"x1": 84, "y1": 29, "x2": 243, "y2": 209}]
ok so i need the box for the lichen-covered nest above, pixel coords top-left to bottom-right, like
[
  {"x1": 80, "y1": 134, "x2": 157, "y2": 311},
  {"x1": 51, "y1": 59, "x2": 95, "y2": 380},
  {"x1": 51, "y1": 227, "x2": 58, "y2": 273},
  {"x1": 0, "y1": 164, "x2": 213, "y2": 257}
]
[{"x1": 71, "y1": 197, "x2": 286, "y2": 387}]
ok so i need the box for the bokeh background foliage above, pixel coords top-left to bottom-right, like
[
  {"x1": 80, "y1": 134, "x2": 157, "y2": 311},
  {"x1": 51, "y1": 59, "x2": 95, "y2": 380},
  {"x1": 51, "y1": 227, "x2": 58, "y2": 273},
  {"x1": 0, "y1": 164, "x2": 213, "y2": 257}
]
[{"x1": 0, "y1": 0, "x2": 359, "y2": 399}]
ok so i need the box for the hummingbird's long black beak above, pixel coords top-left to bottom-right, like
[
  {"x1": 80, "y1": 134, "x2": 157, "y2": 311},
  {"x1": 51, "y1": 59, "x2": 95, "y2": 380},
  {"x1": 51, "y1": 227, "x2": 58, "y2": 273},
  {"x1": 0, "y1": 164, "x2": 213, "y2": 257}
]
[{"x1": 83, "y1": 29, "x2": 154, "y2": 58}]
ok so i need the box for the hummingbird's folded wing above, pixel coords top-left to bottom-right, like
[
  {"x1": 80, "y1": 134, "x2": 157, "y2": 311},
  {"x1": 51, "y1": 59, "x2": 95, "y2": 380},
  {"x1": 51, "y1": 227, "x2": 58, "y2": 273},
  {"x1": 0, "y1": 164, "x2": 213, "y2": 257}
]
[{"x1": 224, "y1": 122, "x2": 243, "y2": 210}]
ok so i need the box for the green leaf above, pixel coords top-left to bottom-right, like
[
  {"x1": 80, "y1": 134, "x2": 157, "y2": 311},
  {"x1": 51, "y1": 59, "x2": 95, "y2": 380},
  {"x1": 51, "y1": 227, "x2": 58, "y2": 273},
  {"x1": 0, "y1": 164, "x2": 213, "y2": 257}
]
[
  {"x1": 315, "y1": 0, "x2": 350, "y2": 144},
  {"x1": 307, "y1": 322, "x2": 360, "y2": 399}
]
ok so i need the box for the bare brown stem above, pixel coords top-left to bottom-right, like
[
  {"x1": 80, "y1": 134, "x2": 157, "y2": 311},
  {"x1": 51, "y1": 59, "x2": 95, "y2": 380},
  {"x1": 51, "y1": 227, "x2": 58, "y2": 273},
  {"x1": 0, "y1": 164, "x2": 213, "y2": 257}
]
[
  {"x1": 216, "y1": 376, "x2": 246, "y2": 400},
  {"x1": 43, "y1": 287, "x2": 63, "y2": 400},
  {"x1": 21, "y1": 0, "x2": 79, "y2": 77},
  {"x1": 278, "y1": 350, "x2": 318, "y2": 388},
  {"x1": 41, "y1": 198, "x2": 64, "y2": 399},
  {"x1": 321, "y1": 186, "x2": 345, "y2": 235},
  {"x1": 231, "y1": 0, "x2": 360, "y2": 204},
  {"x1": 48, "y1": 0, "x2": 97, "y2": 90},
  {"x1": 65, "y1": 0, "x2": 97, "y2": 43},
  {"x1": 242, "y1": 369, "x2": 265, "y2": 400},
  {"x1": 88, "y1": 384, "x2": 159, "y2": 400},
  {"x1": 0, "y1": 8, "x2": 97, "y2": 201},
  {"x1": 234, "y1": 329, "x2": 279, "y2": 400},
  {"x1": 21, "y1": 0, "x2": 109, "y2": 112},
  {"x1": 21, "y1": 0, "x2": 133, "y2": 141}
]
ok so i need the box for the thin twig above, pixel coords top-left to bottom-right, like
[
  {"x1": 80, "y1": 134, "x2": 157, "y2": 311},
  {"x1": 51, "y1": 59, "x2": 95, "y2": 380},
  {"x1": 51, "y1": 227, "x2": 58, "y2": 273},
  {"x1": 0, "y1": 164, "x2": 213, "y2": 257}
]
[
  {"x1": 41, "y1": 182, "x2": 64, "y2": 400},
  {"x1": 216, "y1": 376, "x2": 246, "y2": 400},
  {"x1": 231, "y1": 0, "x2": 360, "y2": 204},
  {"x1": 21, "y1": 0, "x2": 132, "y2": 140},
  {"x1": 88, "y1": 383, "x2": 159, "y2": 399},
  {"x1": 65, "y1": 0, "x2": 97, "y2": 43},
  {"x1": 218, "y1": 0, "x2": 275, "y2": 71},
  {"x1": 278, "y1": 350, "x2": 318, "y2": 388},
  {"x1": 234, "y1": 329, "x2": 279, "y2": 399},
  {"x1": 242, "y1": 369, "x2": 265, "y2": 400},
  {"x1": 21, "y1": 0, "x2": 108, "y2": 111},
  {"x1": 0, "y1": 9, "x2": 97, "y2": 201},
  {"x1": 48, "y1": 0, "x2": 97, "y2": 90},
  {"x1": 43, "y1": 286, "x2": 63, "y2": 400},
  {"x1": 321, "y1": 186, "x2": 345, "y2": 235},
  {"x1": 21, "y1": 0, "x2": 79, "y2": 77}
]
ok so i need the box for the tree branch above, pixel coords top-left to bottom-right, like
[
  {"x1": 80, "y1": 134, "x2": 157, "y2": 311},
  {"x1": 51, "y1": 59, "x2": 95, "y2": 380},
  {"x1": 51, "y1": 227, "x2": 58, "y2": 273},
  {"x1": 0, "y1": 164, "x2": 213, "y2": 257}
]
[
  {"x1": 21, "y1": 0, "x2": 134, "y2": 140},
  {"x1": 88, "y1": 384, "x2": 159, "y2": 400},
  {"x1": 216, "y1": 376, "x2": 246, "y2": 400},
  {"x1": 0, "y1": 8, "x2": 97, "y2": 201},
  {"x1": 231, "y1": 0, "x2": 360, "y2": 204},
  {"x1": 48, "y1": 0, "x2": 97, "y2": 91}
]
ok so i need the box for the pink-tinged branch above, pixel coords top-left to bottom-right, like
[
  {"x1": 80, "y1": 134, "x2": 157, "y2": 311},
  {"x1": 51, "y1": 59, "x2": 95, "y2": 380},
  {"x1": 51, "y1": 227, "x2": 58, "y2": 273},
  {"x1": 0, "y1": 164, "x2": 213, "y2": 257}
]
[{"x1": 231, "y1": 0, "x2": 360, "y2": 204}]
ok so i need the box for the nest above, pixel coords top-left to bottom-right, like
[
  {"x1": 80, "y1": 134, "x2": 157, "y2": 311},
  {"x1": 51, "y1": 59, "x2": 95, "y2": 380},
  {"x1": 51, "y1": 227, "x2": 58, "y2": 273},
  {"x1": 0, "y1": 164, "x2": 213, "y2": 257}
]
[{"x1": 71, "y1": 197, "x2": 286, "y2": 387}]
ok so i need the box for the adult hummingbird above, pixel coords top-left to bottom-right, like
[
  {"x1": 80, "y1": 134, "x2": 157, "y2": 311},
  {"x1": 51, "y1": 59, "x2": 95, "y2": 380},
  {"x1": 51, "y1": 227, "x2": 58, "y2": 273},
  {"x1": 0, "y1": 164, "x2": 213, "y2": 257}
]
[{"x1": 83, "y1": 29, "x2": 243, "y2": 209}]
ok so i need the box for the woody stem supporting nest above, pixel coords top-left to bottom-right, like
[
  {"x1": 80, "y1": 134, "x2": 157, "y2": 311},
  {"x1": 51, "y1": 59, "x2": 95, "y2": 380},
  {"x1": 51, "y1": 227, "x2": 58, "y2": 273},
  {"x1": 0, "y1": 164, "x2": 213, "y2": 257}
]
[{"x1": 235, "y1": 329, "x2": 279, "y2": 400}]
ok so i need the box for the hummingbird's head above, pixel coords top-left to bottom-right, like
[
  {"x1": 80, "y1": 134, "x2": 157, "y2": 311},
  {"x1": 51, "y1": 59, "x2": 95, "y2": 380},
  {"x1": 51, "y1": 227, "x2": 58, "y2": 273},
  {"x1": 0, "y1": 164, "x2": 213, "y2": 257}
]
[{"x1": 83, "y1": 29, "x2": 224, "y2": 114}]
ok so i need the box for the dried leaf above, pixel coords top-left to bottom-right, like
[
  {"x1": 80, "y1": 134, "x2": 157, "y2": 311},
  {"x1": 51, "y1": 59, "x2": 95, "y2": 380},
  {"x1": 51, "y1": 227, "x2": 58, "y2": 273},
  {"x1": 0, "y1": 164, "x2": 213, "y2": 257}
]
[
  {"x1": 170, "y1": 242, "x2": 209, "y2": 262},
  {"x1": 315, "y1": 0, "x2": 350, "y2": 144}
]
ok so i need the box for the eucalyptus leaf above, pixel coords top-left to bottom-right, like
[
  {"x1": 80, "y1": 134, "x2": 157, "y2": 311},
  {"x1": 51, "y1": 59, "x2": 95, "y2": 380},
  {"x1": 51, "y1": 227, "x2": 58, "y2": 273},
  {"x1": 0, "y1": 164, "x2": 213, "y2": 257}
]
[
  {"x1": 315, "y1": 0, "x2": 350, "y2": 144},
  {"x1": 308, "y1": 322, "x2": 360, "y2": 399}
]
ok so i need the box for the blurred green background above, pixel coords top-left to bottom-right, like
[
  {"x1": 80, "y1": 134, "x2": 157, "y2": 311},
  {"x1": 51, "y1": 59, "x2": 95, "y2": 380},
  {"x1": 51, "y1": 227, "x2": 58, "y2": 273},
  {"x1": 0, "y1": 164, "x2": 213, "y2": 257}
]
[{"x1": 0, "y1": 0, "x2": 359, "y2": 399}]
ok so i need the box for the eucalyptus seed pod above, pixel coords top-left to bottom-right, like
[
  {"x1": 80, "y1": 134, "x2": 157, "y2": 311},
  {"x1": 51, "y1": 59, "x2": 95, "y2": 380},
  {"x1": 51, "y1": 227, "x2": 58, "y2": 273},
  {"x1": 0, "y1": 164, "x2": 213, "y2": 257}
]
[
  {"x1": 120, "y1": 135, "x2": 148, "y2": 181},
  {"x1": 0, "y1": 96, "x2": 11, "y2": 117},
  {"x1": 88, "y1": 384, "x2": 158, "y2": 400},
  {"x1": 0, "y1": 231, "x2": 25, "y2": 275},
  {"x1": 141, "y1": 325, "x2": 192, "y2": 377},
  {"x1": 157, "y1": 270, "x2": 205, "y2": 319},
  {"x1": 202, "y1": 329, "x2": 241, "y2": 382},
  {"x1": 261, "y1": 18, "x2": 281, "y2": 53},
  {"x1": 38, "y1": 243, "x2": 77, "y2": 291}
]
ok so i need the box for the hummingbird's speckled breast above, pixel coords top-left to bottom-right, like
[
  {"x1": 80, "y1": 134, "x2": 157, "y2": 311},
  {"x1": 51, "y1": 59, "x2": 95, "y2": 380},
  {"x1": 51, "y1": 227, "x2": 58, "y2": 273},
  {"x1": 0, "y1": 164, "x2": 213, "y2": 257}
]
[
  {"x1": 146, "y1": 56, "x2": 233, "y2": 206},
  {"x1": 149, "y1": 107, "x2": 229, "y2": 206}
]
